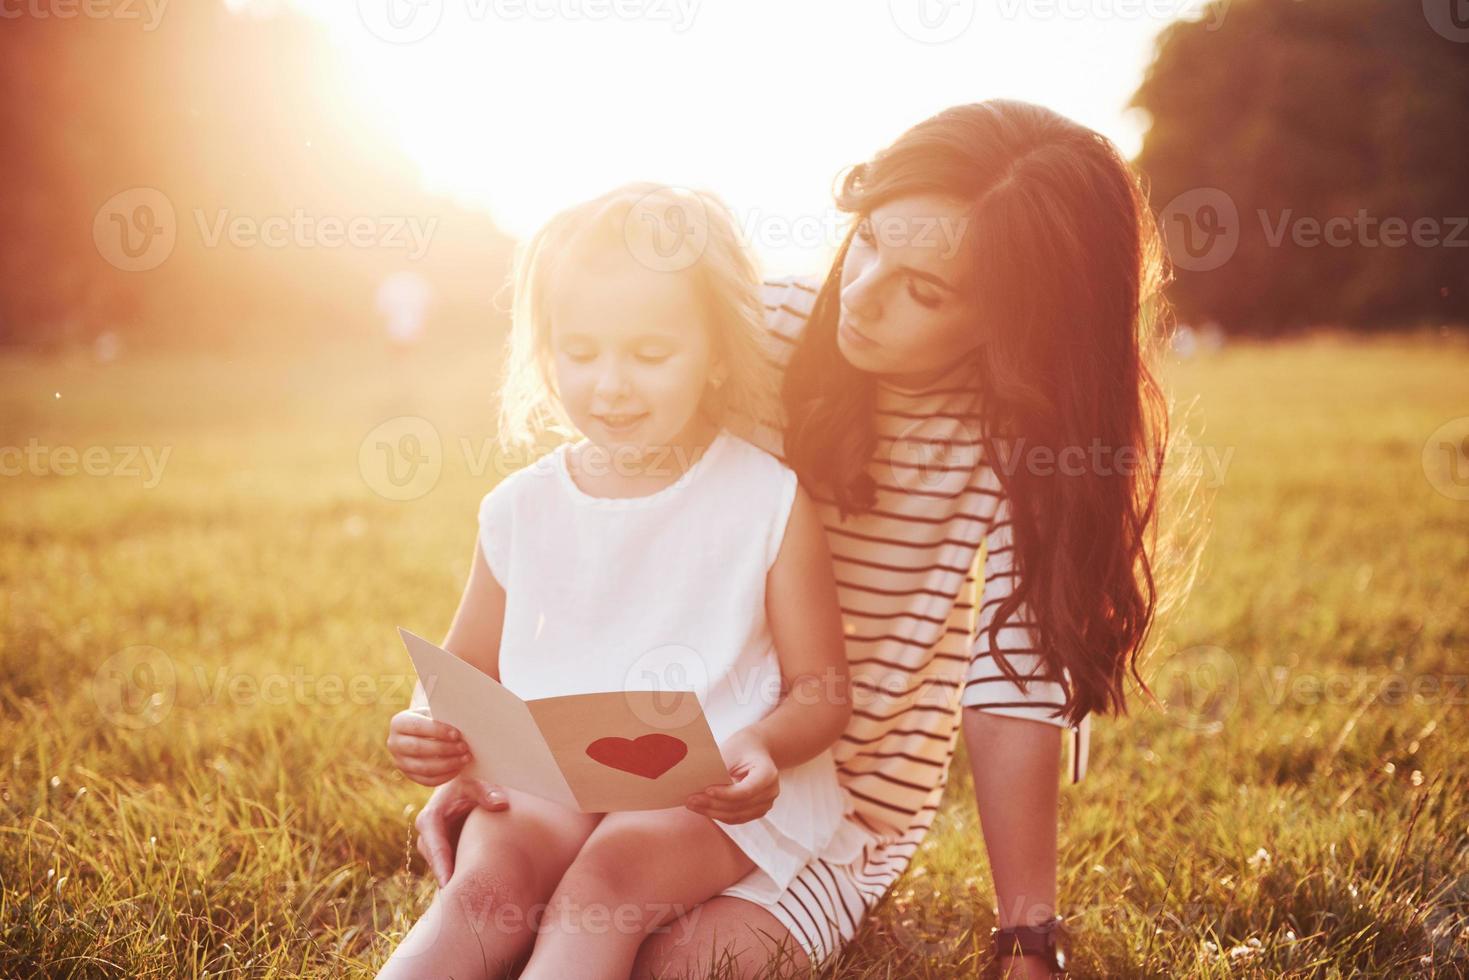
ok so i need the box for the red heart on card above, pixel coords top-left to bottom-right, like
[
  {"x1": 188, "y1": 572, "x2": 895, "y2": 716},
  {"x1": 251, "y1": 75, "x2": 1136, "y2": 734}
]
[{"x1": 585, "y1": 733, "x2": 688, "y2": 780}]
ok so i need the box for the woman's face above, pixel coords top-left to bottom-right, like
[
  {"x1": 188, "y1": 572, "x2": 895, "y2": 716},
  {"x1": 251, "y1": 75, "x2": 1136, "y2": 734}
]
[{"x1": 836, "y1": 193, "x2": 982, "y2": 386}]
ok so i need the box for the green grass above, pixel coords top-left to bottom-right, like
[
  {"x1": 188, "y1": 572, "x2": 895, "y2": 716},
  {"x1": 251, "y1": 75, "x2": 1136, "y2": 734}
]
[{"x1": 2, "y1": 331, "x2": 1466, "y2": 977}]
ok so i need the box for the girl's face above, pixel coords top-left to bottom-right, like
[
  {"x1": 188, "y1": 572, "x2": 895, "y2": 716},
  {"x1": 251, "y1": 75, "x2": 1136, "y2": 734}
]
[
  {"x1": 836, "y1": 193, "x2": 982, "y2": 386},
  {"x1": 547, "y1": 248, "x2": 719, "y2": 457}
]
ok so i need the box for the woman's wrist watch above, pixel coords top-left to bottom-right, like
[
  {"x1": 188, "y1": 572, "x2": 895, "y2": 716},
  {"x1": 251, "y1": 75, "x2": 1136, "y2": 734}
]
[{"x1": 991, "y1": 914, "x2": 1069, "y2": 975}]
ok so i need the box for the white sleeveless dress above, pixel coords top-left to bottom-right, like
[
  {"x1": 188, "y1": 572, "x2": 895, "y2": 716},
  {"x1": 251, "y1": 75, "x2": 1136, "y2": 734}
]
[{"x1": 476, "y1": 426, "x2": 870, "y2": 903}]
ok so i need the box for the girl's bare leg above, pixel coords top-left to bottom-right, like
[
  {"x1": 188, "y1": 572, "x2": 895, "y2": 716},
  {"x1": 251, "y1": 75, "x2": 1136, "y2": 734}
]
[
  {"x1": 519, "y1": 807, "x2": 757, "y2": 980},
  {"x1": 376, "y1": 788, "x2": 603, "y2": 980}
]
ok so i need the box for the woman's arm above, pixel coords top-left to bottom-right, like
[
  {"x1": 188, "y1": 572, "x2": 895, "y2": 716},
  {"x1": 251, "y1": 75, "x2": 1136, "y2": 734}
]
[
  {"x1": 960, "y1": 480, "x2": 1073, "y2": 977},
  {"x1": 744, "y1": 483, "x2": 852, "y2": 769},
  {"x1": 963, "y1": 708, "x2": 1061, "y2": 980}
]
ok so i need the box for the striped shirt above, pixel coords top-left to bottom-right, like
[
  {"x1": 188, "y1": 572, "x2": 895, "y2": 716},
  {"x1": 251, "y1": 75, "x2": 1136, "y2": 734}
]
[{"x1": 715, "y1": 275, "x2": 1091, "y2": 965}]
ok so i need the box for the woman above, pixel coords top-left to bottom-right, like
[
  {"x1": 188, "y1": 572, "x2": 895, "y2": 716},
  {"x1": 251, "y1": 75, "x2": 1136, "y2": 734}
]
[{"x1": 391, "y1": 99, "x2": 1186, "y2": 979}]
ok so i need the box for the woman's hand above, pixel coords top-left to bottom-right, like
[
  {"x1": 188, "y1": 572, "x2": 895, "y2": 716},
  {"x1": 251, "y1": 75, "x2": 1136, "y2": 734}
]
[
  {"x1": 387, "y1": 707, "x2": 473, "y2": 786},
  {"x1": 685, "y1": 728, "x2": 780, "y2": 824},
  {"x1": 414, "y1": 773, "x2": 510, "y2": 888}
]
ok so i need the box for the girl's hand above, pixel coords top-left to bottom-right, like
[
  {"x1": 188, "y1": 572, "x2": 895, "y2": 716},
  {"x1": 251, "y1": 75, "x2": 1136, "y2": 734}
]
[
  {"x1": 387, "y1": 707, "x2": 473, "y2": 786},
  {"x1": 685, "y1": 729, "x2": 780, "y2": 824}
]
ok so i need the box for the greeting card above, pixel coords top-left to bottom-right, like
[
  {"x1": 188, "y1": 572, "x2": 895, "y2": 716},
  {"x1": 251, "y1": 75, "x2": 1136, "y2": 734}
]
[{"x1": 398, "y1": 628, "x2": 733, "y2": 812}]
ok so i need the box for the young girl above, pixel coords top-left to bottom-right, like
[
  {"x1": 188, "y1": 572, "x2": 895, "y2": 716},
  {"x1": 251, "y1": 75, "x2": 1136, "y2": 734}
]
[{"x1": 379, "y1": 183, "x2": 871, "y2": 980}]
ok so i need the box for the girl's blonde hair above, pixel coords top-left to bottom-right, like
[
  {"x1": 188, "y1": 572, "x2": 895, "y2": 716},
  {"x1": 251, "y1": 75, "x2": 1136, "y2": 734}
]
[{"x1": 495, "y1": 182, "x2": 781, "y2": 453}]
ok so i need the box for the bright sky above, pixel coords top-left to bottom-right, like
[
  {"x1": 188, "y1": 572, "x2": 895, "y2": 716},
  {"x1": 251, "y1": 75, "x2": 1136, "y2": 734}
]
[{"x1": 272, "y1": 0, "x2": 1214, "y2": 274}]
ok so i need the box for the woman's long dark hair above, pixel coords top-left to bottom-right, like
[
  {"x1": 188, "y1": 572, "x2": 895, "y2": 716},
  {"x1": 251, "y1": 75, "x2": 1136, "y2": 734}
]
[{"x1": 782, "y1": 100, "x2": 1199, "y2": 725}]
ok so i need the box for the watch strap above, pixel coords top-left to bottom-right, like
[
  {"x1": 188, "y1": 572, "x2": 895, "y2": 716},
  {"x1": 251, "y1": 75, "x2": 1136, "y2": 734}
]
[{"x1": 991, "y1": 915, "x2": 1066, "y2": 972}]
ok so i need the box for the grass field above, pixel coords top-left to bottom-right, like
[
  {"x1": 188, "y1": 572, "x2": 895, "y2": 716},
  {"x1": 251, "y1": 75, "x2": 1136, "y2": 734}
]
[{"x1": 2, "y1": 332, "x2": 1466, "y2": 978}]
